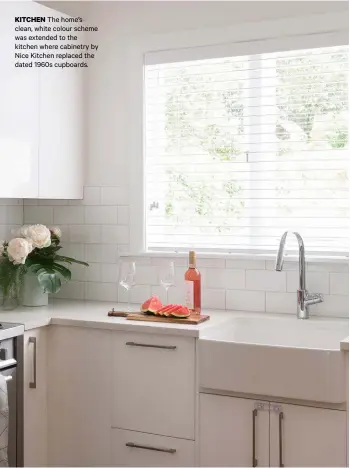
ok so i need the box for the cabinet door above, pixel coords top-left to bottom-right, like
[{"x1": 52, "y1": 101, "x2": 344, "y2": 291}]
[
  {"x1": 0, "y1": 2, "x2": 39, "y2": 198},
  {"x1": 270, "y1": 403, "x2": 347, "y2": 467},
  {"x1": 111, "y1": 428, "x2": 195, "y2": 467},
  {"x1": 47, "y1": 326, "x2": 112, "y2": 466},
  {"x1": 37, "y1": 5, "x2": 84, "y2": 199},
  {"x1": 112, "y1": 332, "x2": 195, "y2": 440},
  {"x1": 23, "y1": 328, "x2": 48, "y2": 467},
  {"x1": 199, "y1": 394, "x2": 269, "y2": 467}
]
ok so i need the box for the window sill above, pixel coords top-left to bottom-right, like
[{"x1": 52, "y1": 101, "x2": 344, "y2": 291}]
[{"x1": 120, "y1": 251, "x2": 349, "y2": 264}]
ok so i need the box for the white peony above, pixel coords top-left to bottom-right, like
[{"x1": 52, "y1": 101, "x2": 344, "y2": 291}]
[
  {"x1": 0, "y1": 241, "x2": 4, "y2": 257},
  {"x1": 20, "y1": 224, "x2": 51, "y2": 249},
  {"x1": 7, "y1": 238, "x2": 33, "y2": 264},
  {"x1": 50, "y1": 226, "x2": 62, "y2": 239}
]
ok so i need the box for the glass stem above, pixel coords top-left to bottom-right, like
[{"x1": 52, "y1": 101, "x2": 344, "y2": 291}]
[
  {"x1": 166, "y1": 288, "x2": 169, "y2": 305},
  {"x1": 127, "y1": 288, "x2": 131, "y2": 312}
]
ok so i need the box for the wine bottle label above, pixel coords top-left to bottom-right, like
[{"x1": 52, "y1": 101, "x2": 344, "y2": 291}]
[{"x1": 185, "y1": 280, "x2": 194, "y2": 309}]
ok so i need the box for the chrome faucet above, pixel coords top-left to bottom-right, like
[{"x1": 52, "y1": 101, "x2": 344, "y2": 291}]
[{"x1": 275, "y1": 231, "x2": 323, "y2": 319}]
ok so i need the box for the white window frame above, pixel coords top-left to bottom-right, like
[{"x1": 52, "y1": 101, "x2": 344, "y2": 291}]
[{"x1": 127, "y1": 11, "x2": 349, "y2": 258}]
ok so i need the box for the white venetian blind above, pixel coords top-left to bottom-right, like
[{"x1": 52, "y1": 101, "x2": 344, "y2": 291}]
[{"x1": 144, "y1": 44, "x2": 349, "y2": 254}]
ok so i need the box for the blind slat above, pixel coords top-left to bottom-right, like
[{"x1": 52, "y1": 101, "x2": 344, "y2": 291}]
[{"x1": 145, "y1": 44, "x2": 349, "y2": 254}]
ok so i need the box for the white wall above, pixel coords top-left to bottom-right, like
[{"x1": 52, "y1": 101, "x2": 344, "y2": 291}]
[{"x1": 23, "y1": 1, "x2": 349, "y2": 315}]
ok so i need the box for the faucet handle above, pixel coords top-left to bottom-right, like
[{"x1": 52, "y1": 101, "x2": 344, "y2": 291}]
[{"x1": 305, "y1": 292, "x2": 323, "y2": 305}]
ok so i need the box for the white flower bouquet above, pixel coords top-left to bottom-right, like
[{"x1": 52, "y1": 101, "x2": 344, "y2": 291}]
[{"x1": 0, "y1": 224, "x2": 88, "y2": 305}]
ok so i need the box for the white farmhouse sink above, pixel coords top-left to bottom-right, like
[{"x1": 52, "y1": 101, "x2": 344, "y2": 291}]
[{"x1": 199, "y1": 315, "x2": 348, "y2": 403}]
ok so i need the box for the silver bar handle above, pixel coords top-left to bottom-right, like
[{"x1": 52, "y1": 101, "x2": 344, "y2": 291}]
[
  {"x1": 126, "y1": 341, "x2": 177, "y2": 350},
  {"x1": 279, "y1": 412, "x2": 284, "y2": 468},
  {"x1": 29, "y1": 337, "x2": 37, "y2": 389},
  {"x1": 4, "y1": 376, "x2": 12, "y2": 383},
  {"x1": 126, "y1": 442, "x2": 176, "y2": 454},
  {"x1": 252, "y1": 408, "x2": 258, "y2": 467}
]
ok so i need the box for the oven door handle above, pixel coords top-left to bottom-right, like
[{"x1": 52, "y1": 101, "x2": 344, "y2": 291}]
[
  {"x1": 4, "y1": 376, "x2": 12, "y2": 383},
  {"x1": 29, "y1": 337, "x2": 37, "y2": 389}
]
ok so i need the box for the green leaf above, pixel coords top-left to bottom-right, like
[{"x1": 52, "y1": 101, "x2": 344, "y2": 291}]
[
  {"x1": 55, "y1": 255, "x2": 89, "y2": 267},
  {"x1": 52, "y1": 263, "x2": 72, "y2": 281},
  {"x1": 37, "y1": 270, "x2": 61, "y2": 294}
]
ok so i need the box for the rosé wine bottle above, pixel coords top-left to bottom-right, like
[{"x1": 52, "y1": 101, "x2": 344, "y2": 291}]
[{"x1": 184, "y1": 251, "x2": 201, "y2": 315}]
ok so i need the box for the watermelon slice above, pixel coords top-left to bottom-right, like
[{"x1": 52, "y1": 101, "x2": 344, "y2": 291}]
[
  {"x1": 140, "y1": 296, "x2": 163, "y2": 315},
  {"x1": 164, "y1": 304, "x2": 182, "y2": 317},
  {"x1": 158, "y1": 304, "x2": 176, "y2": 316},
  {"x1": 170, "y1": 306, "x2": 191, "y2": 318}
]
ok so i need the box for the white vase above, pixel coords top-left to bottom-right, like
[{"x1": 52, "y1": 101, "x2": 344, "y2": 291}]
[{"x1": 21, "y1": 272, "x2": 48, "y2": 307}]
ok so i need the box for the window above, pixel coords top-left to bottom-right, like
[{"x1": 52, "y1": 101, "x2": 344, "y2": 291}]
[{"x1": 144, "y1": 44, "x2": 348, "y2": 255}]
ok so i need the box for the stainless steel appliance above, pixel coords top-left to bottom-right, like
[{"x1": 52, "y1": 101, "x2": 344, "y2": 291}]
[{"x1": 0, "y1": 324, "x2": 24, "y2": 467}]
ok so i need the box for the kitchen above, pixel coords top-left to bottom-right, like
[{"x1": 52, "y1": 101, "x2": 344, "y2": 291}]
[{"x1": 0, "y1": 0, "x2": 348, "y2": 466}]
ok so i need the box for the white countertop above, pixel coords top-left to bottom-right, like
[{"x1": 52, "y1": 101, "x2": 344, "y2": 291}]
[
  {"x1": 0, "y1": 299, "x2": 234, "y2": 338},
  {"x1": 0, "y1": 299, "x2": 348, "y2": 348}
]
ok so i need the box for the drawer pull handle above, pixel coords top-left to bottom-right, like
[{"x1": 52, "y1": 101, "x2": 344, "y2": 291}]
[
  {"x1": 126, "y1": 442, "x2": 176, "y2": 454},
  {"x1": 279, "y1": 412, "x2": 284, "y2": 468},
  {"x1": 29, "y1": 337, "x2": 37, "y2": 389},
  {"x1": 252, "y1": 408, "x2": 258, "y2": 467},
  {"x1": 125, "y1": 342, "x2": 177, "y2": 350}
]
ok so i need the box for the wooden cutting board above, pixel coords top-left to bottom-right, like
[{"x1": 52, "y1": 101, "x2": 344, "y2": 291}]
[{"x1": 108, "y1": 310, "x2": 210, "y2": 325}]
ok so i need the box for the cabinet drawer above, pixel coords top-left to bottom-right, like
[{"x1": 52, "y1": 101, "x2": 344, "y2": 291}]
[
  {"x1": 111, "y1": 428, "x2": 195, "y2": 467},
  {"x1": 112, "y1": 332, "x2": 195, "y2": 439}
]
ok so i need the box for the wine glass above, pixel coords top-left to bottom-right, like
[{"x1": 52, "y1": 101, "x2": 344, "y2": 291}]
[
  {"x1": 159, "y1": 262, "x2": 175, "y2": 304},
  {"x1": 118, "y1": 261, "x2": 136, "y2": 312}
]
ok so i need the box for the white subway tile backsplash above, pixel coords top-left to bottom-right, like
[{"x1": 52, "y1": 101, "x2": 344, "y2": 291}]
[
  {"x1": 102, "y1": 225, "x2": 129, "y2": 244},
  {"x1": 85, "y1": 244, "x2": 119, "y2": 263},
  {"x1": 55, "y1": 281, "x2": 85, "y2": 300},
  {"x1": 196, "y1": 258, "x2": 226, "y2": 269},
  {"x1": 204, "y1": 268, "x2": 245, "y2": 290},
  {"x1": 246, "y1": 270, "x2": 286, "y2": 292},
  {"x1": 85, "y1": 206, "x2": 118, "y2": 225},
  {"x1": 287, "y1": 271, "x2": 330, "y2": 294},
  {"x1": 135, "y1": 265, "x2": 158, "y2": 285},
  {"x1": 265, "y1": 292, "x2": 296, "y2": 314},
  {"x1": 202, "y1": 289, "x2": 225, "y2": 309},
  {"x1": 226, "y1": 289, "x2": 265, "y2": 312},
  {"x1": 151, "y1": 257, "x2": 187, "y2": 267},
  {"x1": 330, "y1": 273, "x2": 349, "y2": 296},
  {"x1": 24, "y1": 206, "x2": 54, "y2": 225},
  {"x1": 85, "y1": 282, "x2": 118, "y2": 302},
  {"x1": 60, "y1": 243, "x2": 85, "y2": 261},
  {"x1": 39, "y1": 199, "x2": 68, "y2": 206},
  {"x1": 101, "y1": 186, "x2": 128, "y2": 205},
  {"x1": 101, "y1": 263, "x2": 119, "y2": 283},
  {"x1": 70, "y1": 262, "x2": 101, "y2": 282},
  {"x1": 54, "y1": 206, "x2": 84, "y2": 225},
  {"x1": 313, "y1": 294, "x2": 349, "y2": 318},
  {"x1": 265, "y1": 260, "x2": 298, "y2": 271},
  {"x1": 16, "y1": 188, "x2": 348, "y2": 316},
  {"x1": 118, "y1": 285, "x2": 151, "y2": 303},
  {"x1": 118, "y1": 206, "x2": 129, "y2": 225},
  {"x1": 0, "y1": 199, "x2": 22, "y2": 206},
  {"x1": 307, "y1": 262, "x2": 349, "y2": 273},
  {"x1": 69, "y1": 225, "x2": 102, "y2": 244},
  {"x1": 226, "y1": 259, "x2": 265, "y2": 270},
  {"x1": 69, "y1": 186, "x2": 101, "y2": 206}
]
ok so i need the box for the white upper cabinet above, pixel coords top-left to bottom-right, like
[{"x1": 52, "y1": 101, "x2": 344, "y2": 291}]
[
  {"x1": 0, "y1": 2, "x2": 84, "y2": 199},
  {"x1": 0, "y1": 2, "x2": 39, "y2": 198},
  {"x1": 38, "y1": 6, "x2": 84, "y2": 199}
]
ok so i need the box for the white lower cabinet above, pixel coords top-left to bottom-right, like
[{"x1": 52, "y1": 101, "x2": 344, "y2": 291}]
[
  {"x1": 47, "y1": 326, "x2": 112, "y2": 466},
  {"x1": 112, "y1": 331, "x2": 195, "y2": 440},
  {"x1": 199, "y1": 394, "x2": 269, "y2": 467},
  {"x1": 23, "y1": 328, "x2": 48, "y2": 467},
  {"x1": 269, "y1": 403, "x2": 347, "y2": 467},
  {"x1": 111, "y1": 428, "x2": 195, "y2": 467},
  {"x1": 199, "y1": 393, "x2": 347, "y2": 467}
]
